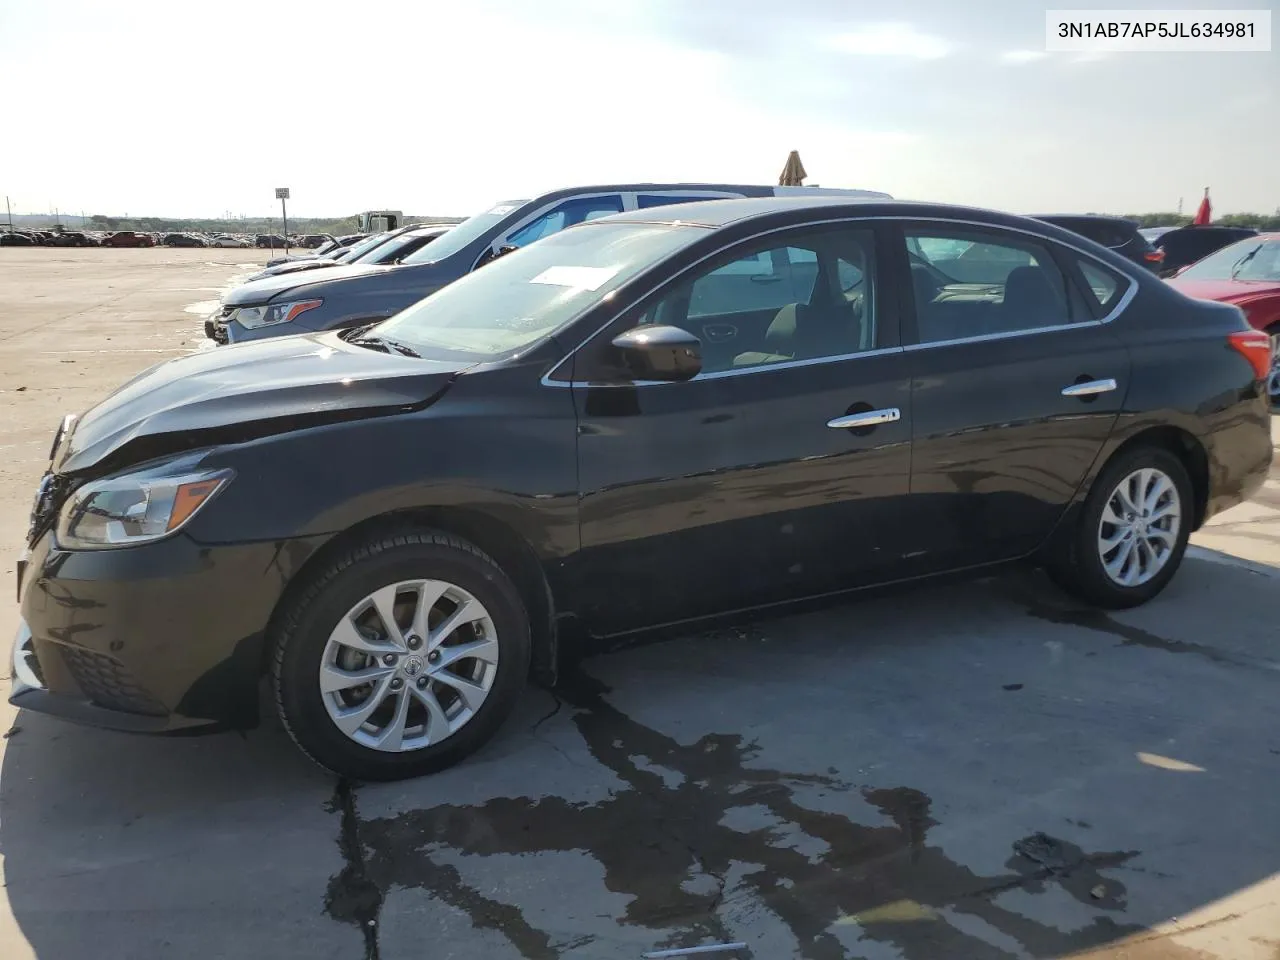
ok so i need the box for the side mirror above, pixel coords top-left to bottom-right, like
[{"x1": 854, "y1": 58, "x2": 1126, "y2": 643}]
[{"x1": 610, "y1": 325, "x2": 702, "y2": 382}]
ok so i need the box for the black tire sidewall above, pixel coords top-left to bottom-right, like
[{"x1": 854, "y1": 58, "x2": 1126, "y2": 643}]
[
  {"x1": 274, "y1": 534, "x2": 530, "y2": 781},
  {"x1": 1066, "y1": 447, "x2": 1194, "y2": 608}
]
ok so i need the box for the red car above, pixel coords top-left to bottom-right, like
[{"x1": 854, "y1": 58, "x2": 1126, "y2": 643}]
[
  {"x1": 1167, "y1": 233, "x2": 1280, "y2": 404},
  {"x1": 101, "y1": 231, "x2": 155, "y2": 248}
]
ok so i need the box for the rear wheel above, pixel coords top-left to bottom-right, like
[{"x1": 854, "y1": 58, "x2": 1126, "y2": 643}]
[
  {"x1": 272, "y1": 530, "x2": 530, "y2": 781},
  {"x1": 1047, "y1": 446, "x2": 1192, "y2": 608}
]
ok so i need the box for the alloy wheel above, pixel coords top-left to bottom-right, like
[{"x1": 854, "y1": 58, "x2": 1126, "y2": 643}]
[
  {"x1": 318, "y1": 579, "x2": 499, "y2": 752},
  {"x1": 1096, "y1": 467, "x2": 1182, "y2": 587}
]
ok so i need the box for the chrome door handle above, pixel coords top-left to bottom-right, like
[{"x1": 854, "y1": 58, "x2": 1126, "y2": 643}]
[
  {"x1": 1061, "y1": 378, "x2": 1117, "y2": 397},
  {"x1": 827, "y1": 408, "x2": 901, "y2": 429}
]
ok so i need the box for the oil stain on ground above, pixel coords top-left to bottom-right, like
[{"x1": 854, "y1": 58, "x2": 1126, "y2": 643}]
[{"x1": 330, "y1": 662, "x2": 1160, "y2": 960}]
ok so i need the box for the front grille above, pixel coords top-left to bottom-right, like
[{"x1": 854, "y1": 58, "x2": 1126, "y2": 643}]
[{"x1": 59, "y1": 646, "x2": 168, "y2": 716}]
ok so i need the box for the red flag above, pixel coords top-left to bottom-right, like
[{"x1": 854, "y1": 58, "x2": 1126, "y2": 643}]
[{"x1": 1193, "y1": 187, "x2": 1211, "y2": 225}]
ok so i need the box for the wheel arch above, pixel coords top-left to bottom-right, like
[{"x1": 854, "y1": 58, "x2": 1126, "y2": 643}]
[
  {"x1": 262, "y1": 506, "x2": 559, "y2": 685},
  {"x1": 1093, "y1": 425, "x2": 1210, "y2": 530}
]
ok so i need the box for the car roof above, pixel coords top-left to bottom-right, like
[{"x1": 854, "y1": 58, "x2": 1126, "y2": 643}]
[
  {"x1": 1033, "y1": 213, "x2": 1139, "y2": 226},
  {"x1": 1161, "y1": 224, "x2": 1257, "y2": 235},
  {"x1": 523, "y1": 182, "x2": 890, "y2": 205},
  {"x1": 591, "y1": 196, "x2": 1052, "y2": 231}
]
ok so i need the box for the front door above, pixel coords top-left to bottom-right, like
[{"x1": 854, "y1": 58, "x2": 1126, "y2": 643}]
[
  {"x1": 563, "y1": 222, "x2": 914, "y2": 637},
  {"x1": 895, "y1": 222, "x2": 1132, "y2": 568}
]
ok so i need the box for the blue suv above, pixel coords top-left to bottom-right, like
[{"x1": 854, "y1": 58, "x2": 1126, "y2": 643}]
[{"x1": 210, "y1": 182, "x2": 890, "y2": 344}]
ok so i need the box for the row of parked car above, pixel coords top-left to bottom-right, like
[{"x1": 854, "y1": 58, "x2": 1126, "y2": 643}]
[
  {"x1": 16, "y1": 179, "x2": 1277, "y2": 781},
  {"x1": 0, "y1": 229, "x2": 342, "y2": 249},
  {"x1": 0, "y1": 229, "x2": 257, "y2": 248}
]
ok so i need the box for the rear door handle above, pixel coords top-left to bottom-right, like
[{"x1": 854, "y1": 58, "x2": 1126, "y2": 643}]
[
  {"x1": 827, "y1": 408, "x2": 901, "y2": 429},
  {"x1": 1061, "y1": 378, "x2": 1117, "y2": 397}
]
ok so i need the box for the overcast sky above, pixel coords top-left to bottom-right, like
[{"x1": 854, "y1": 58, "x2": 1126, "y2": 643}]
[{"x1": 1, "y1": 0, "x2": 1275, "y2": 219}]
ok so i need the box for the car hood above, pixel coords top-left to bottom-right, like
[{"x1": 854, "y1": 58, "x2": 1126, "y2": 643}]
[
  {"x1": 1166, "y1": 277, "x2": 1280, "y2": 303},
  {"x1": 56, "y1": 332, "x2": 468, "y2": 475},
  {"x1": 225, "y1": 263, "x2": 393, "y2": 305},
  {"x1": 252, "y1": 259, "x2": 341, "y2": 281}
]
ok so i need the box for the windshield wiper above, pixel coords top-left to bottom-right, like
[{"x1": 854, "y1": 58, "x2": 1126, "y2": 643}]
[
  {"x1": 349, "y1": 334, "x2": 420, "y2": 358},
  {"x1": 1230, "y1": 244, "x2": 1263, "y2": 279}
]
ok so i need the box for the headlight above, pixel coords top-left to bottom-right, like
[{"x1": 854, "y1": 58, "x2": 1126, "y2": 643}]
[
  {"x1": 56, "y1": 464, "x2": 233, "y2": 550},
  {"x1": 232, "y1": 299, "x2": 322, "y2": 329}
]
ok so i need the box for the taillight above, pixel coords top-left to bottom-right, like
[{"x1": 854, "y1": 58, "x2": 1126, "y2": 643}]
[
  {"x1": 1144, "y1": 249, "x2": 1165, "y2": 262},
  {"x1": 1227, "y1": 329, "x2": 1272, "y2": 381}
]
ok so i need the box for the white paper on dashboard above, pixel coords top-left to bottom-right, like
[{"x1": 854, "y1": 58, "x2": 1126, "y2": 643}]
[{"x1": 529, "y1": 265, "x2": 621, "y2": 291}]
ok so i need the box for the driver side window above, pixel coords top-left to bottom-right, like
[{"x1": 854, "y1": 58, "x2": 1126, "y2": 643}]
[
  {"x1": 505, "y1": 195, "x2": 625, "y2": 248},
  {"x1": 626, "y1": 225, "x2": 877, "y2": 376}
]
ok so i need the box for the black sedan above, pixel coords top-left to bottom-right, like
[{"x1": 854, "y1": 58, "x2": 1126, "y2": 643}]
[
  {"x1": 12, "y1": 198, "x2": 1273, "y2": 780},
  {"x1": 161, "y1": 233, "x2": 206, "y2": 248}
]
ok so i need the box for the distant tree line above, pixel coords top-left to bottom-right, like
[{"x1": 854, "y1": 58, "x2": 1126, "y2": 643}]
[
  {"x1": 1122, "y1": 212, "x2": 1280, "y2": 230},
  {"x1": 84, "y1": 214, "x2": 464, "y2": 234}
]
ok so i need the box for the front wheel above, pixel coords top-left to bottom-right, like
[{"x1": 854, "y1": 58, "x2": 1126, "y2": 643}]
[
  {"x1": 271, "y1": 530, "x2": 530, "y2": 780},
  {"x1": 1047, "y1": 446, "x2": 1193, "y2": 609}
]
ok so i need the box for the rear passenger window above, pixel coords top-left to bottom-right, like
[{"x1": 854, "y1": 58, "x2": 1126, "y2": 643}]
[
  {"x1": 1077, "y1": 258, "x2": 1122, "y2": 310},
  {"x1": 636, "y1": 194, "x2": 733, "y2": 208},
  {"x1": 906, "y1": 228, "x2": 1071, "y2": 344}
]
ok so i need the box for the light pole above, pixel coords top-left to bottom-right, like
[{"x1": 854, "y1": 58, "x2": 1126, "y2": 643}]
[{"x1": 276, "y1": 187, "x2": 291, "y2": 256}]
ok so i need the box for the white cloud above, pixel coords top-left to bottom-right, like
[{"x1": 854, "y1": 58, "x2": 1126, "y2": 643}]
[
  {"x1": 1000, "y1": 49, "x2": 1048, "y2": 64},
  {"x1": 825, "y1": 22, "x2": 953, "y2": 60}
]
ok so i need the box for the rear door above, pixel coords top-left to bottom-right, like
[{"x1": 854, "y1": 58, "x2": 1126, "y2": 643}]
[{"x1": 895, "y1": 221, "x2": 1133, "y2": 568}]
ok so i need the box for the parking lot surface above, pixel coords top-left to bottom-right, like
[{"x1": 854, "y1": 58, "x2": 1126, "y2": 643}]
[{"x1": 1, "y1": 250, "x2": 1277, "y2": 960}]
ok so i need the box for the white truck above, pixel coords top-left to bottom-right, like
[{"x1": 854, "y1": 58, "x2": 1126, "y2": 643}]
[{"x1": 356, "y1": 210, "x2": 404, "y2": 233}]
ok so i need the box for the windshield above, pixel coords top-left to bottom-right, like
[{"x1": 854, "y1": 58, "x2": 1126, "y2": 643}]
[
  {"x1": 399, "y1": 200, "x2": 530, "y2": 265},
  {"x1": 314, "y1": 239, "x2": 340, "y2": 255},
  {"x1": 372, "y1": 221, "x2": 703, "y2": 360},
  {"x1": 337, "y1": 232, "x2": 393, "y2": 263},
  {"x1": 367, "y1": 229, "x2": 442, "y2": 262},
  {"x1": 1178, "y1": 237, "x2": 1280, "y2": 282}
]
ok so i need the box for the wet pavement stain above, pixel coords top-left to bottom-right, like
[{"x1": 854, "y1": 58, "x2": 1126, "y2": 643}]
[
  {"x1": 320, "y1": 660, "x2": 1181, "y2": 959},
  {"x1": 326, "y1": 779, "x2": 383, "y2": 960},
  {"x1": 1012, "y1": 588, "x2": 1280, "y2": 673}
]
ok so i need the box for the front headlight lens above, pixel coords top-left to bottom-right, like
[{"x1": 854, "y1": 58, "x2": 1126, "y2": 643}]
[
  {"x1": 232, "y1": 298, "x2": 322, "y2": 329},
  {"x1": 56, "y1": 466, "x2": 233, "y2": 549}
]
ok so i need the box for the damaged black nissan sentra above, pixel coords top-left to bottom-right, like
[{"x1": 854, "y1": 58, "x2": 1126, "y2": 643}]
[{"x1": 12, "y1": 198, "x2": 1274, "y2": 780}]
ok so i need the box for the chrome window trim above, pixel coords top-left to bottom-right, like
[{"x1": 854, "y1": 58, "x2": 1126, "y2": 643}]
[
  {"x1": 539, "y1": 214, "x2": 1141, "y2": 388},
  {"x1": 542, "y1": 345, "x2": 905, "y2": 388}
]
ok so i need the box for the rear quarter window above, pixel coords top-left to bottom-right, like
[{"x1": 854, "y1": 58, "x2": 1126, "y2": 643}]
[{"x1": 1076, "y1": 258, "x2": 1124, "y2": 312}]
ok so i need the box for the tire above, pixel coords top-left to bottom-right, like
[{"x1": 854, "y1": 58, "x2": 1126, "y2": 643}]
[
  {"x1": 1047, "y1": 445, "x2": 1193, "y2": 609},
  {"x1": 271, "y1": 529, "x2": 531, "y2": 781}
]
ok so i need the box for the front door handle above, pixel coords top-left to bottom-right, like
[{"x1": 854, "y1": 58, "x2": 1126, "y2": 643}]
[
  {"x1": 827, "y1": 408, "x2": 901, "y2": 429},
  {"x1": 1061, "y1": 378, "x2": 1117, "y2": 397}
]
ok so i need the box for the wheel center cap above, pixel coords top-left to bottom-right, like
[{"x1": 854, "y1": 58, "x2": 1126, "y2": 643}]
[{"x1": 403, "y1": 656, "x2": 425, "y2": 677}]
